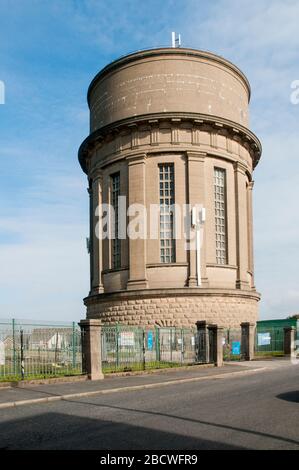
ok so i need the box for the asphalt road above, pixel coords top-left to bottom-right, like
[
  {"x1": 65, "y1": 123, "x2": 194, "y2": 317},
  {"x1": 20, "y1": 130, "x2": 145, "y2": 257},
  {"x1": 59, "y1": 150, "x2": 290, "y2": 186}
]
[{"x1": 0, "y1": 363, "x2": 298, "y2": 450}]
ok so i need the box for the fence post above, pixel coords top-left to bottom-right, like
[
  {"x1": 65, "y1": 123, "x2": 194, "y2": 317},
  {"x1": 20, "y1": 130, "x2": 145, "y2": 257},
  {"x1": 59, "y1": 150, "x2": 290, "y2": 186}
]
[
  {"x1": 72, "y1": 322, "x2": 76, "y2": 369},
  {"x1": 12, "y1": 318, "x2": 17, "y2": 376},
  {"x1": 20, "y1": 328, "x2": 24, "y2": 380},
  {"x1": 241, "y1": 322, "x2": 255, "y2": 360},
  {"x1": 155, "y1": 326, "x2": 160, "y2": 363},
  {"x1": 79, "y1": 319, "x2": 104, "y2": 380},
  {"x1": 116, "y1": 324, "x2": 119, "y2": 368},
  {"x1": 181, "y1": 328, "x2": 184, "y2": 364},
  {"x1": 284, "y1": 327, "x2": 296, "y2": 357},
  {"x1": 142, "y1": 328, "x2": 146, "y2": 370}
]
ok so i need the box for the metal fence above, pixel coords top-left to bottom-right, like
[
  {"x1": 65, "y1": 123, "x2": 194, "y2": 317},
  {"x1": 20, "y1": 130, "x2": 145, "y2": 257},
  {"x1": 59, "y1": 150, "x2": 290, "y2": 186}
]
[
  {"x1": 101, "y1": 325, "x2": 203, "y2": 373},
  {"x1": 0, "y1": 319, "x2": 83, "y2": 381},
  {"x1": 5, "y1": 317, "x2": 296, "y2": 382}
]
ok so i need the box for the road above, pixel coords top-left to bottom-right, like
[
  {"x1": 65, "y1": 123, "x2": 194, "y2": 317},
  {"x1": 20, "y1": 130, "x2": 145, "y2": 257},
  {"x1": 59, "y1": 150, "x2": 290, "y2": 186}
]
[{"x1": 0, "y1": 362, "x2": 298, "y2": 450}]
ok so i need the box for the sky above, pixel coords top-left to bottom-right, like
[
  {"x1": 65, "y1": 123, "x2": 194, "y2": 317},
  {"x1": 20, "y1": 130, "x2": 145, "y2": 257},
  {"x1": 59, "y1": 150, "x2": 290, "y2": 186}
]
[{"x1": 0, "y1": 0, "x2": 298, "y2": 322}]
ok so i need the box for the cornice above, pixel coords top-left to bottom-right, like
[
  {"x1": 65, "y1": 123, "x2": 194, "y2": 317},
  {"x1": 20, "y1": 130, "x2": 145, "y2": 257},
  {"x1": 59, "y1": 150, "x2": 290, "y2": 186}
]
[
  {"x1": 78, "y1": 112, "x2": 262, "y2": 174},
  {"x1": 84, "y1": 287, "x2": 261, "y2": 305}
]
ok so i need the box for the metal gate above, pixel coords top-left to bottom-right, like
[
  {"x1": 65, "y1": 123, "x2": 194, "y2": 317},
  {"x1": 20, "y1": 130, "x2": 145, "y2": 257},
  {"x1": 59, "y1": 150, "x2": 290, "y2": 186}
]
[
  {"x1": 101, "y1": 325, "x2": 204, "y2": 373},
  {"x1": 223, "y1": 328, "x2": 242, "y2": 361}
]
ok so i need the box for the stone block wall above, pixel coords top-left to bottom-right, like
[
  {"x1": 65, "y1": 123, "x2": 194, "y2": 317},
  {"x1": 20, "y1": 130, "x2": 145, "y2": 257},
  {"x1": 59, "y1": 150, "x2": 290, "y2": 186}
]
[{"x1": 85, "y1": 291, "x2": 259, "y2": 328}]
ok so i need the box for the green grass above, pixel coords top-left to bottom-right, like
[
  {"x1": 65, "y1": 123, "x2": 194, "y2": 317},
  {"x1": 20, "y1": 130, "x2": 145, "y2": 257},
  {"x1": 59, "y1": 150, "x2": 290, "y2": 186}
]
[
  {"x1": 102, "y1": 361, "x2": 182, "y2": 374},
  {"x1": 0, "y1": 361, "x2": 186, "y2": 381},
  {"x1": 0, "y1": 367, "x2": 83, "y2": 382},
  {"x1": 254, "y1": 351, "x2": 285, "y2": 357}
]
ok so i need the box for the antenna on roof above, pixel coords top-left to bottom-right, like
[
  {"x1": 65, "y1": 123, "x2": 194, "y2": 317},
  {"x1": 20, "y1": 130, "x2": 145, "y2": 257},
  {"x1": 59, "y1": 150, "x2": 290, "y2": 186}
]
[{"x1": 171, "y1": 32, "x2": 181, "y2": 48}]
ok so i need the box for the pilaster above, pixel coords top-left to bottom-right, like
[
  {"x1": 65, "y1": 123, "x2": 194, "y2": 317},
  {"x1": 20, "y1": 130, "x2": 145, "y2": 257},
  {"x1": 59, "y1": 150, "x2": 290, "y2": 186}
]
[
  {"x1": 126, "y1": 153, "x2": 148, "y2": 290},
  {"x1": 234, "y1": 162, "x2": 249, "y2": 289},
  {"x1": 186, "y1": 151, "x2": 208, "y2": 287},
  {"x1": 90, "y1": 170, "x2": 104, "y2": 294}
]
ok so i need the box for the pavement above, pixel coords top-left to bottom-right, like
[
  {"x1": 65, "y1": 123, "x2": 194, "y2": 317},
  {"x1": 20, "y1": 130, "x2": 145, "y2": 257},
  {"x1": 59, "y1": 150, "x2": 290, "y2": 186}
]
[
  {"x1": 0, "y1": 359, "x2": 298, "y2": 450},
  {"x1": 0, "y1": 362, "x2": 265, "y2": 408}
]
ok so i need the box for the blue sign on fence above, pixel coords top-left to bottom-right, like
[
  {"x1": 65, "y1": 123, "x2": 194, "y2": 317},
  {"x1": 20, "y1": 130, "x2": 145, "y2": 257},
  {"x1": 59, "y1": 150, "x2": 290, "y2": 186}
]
[
  {"x1": 232, "y1": 341, "x2": 241, "y2": 355},
  {"x1": 147, "y1": 331, "x2": 153, "y2": 350}
]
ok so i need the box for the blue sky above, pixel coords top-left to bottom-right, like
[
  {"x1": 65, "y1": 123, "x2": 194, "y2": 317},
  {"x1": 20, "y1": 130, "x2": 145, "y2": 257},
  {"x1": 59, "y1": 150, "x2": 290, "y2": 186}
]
[{"x1": 0, "y1": 0, "x2": 298, "y2": 321}]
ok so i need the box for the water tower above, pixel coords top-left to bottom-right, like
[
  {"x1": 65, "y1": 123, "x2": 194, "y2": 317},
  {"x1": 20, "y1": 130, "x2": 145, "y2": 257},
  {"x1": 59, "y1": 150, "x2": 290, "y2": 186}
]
[{"x1": 79, "y1": 44, "x2": 262, "y2": 328}]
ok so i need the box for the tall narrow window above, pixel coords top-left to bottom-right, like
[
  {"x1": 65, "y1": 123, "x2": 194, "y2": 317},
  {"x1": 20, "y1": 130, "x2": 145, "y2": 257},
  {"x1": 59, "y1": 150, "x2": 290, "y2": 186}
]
[
  {"x1": 159, "y1": 163, "x2": 175, "y2": 263},
  {"x1": 111, "y1": 172, "x2": 121, "y2": 269},
  {"x1": 214, "y1": 168, "x2": 227, "y2": 265}
]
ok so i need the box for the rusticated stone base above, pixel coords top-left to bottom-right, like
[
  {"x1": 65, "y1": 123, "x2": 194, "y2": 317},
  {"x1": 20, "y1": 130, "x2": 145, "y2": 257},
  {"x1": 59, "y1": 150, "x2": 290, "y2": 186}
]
[{"x1": 84, "y1": 288, "x2": 260, "y2": 328}]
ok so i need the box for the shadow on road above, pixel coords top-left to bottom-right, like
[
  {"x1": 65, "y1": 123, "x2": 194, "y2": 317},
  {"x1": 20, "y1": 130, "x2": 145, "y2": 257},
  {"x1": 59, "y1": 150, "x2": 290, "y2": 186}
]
[
  {"x1": 277, "y1": 390, "x2": 299, "y2": 403},
  {"x1": 0, "y1": 412, "x2": 247, "y2": 450},
  {"x1": 61, "y1": 397, "x2": 299, "y2": 448}
]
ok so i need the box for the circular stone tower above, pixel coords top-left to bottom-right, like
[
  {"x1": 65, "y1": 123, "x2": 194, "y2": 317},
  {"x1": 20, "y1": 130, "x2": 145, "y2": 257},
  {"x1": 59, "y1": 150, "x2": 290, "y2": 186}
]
[{"x1": 79, "y1": 47, "x2": 262, "y2": 328}]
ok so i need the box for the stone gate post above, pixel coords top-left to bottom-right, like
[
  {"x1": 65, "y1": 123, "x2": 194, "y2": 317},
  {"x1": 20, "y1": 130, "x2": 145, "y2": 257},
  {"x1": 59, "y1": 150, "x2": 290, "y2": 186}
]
[
  {"x1": 284, "y1": 327, "x2": 296, "y2": 357},
  {"x1": 79, "y1": 319, "x2": 104, "y2": 380},
  {"x1": 241, "y1": 322, "x2": 255, "y2": 361},
  {"x1": 208, "y1": 324, "x2": 224, "y2": 367}
]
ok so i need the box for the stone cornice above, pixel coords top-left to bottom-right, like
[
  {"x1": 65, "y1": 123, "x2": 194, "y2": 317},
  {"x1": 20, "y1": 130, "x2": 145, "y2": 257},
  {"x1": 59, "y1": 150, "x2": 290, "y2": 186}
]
[
  {"x1": 78, "y1": 112, "x2": 262, "y2": 174},
  {"x1": 84, "y1": 287, "x2": 261, "y2": 305}
]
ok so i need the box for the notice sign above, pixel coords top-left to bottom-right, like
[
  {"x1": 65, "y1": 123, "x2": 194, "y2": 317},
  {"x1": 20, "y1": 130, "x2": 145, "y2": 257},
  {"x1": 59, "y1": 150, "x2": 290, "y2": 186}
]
[
  {"x1": 232, "y1": 341, "x2": 241, "y2": 355},
  {"x1": 147, "y1": 331, "x2": 153, "y2": 350},
  {"x1": 258, "y1": 332, "x2": 271, "y2": 346},
  {"x1": 120, "y1": 331, "x2": 135, "y2": 347},
  {"x1": 0, "y1": 341, "x2": 5, "y2": 365}
]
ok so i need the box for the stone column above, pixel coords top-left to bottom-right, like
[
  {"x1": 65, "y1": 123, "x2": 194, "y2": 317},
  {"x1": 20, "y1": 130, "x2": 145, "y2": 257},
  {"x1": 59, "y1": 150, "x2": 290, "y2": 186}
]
[
  {"x1": 126, "y1": 154, "x2": 148, "y2": 290},
  {"x1": 88, "y1": 182, "x2": 93, "y2": 293},
  {"x1": 247, "y1": 180, "x2": 255, "y2": 289},
  {"x1": 208, "y1": 324, "x2": 224, "y2": 367},
  {"x1": 187, "y1": 151, "x2": 208, "y2": 287},
  {"x1": 196, "y1": 320, "x2": 209, "y2": 363},
  {"x1": 79, "y1": 319, "x2": 104, "y2": 380},
  {"x1": 241, "y1": 322, "x2": 255, "y2": 360},
  {"x1": 234, "y1": 162, "x2": 249, "y2": 289},
  {"x1": 284, "y1": 327, "x2": 296, "y2": 357},
  {"x1": 90, "y1": 171, "x2": 104, "y2": 294}
]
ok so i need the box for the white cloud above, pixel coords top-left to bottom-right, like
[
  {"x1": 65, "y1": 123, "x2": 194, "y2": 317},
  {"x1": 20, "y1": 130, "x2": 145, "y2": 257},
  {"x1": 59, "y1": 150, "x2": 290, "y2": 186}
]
[{"x1": 0, "y1": 169, "x2": 89, "y2": 321}]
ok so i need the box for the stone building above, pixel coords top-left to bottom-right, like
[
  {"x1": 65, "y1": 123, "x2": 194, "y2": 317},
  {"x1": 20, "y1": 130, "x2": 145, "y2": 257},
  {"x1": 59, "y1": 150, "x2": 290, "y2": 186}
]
[{"x1": 78, "y1": 47, "x2": 262, "y2": 328}]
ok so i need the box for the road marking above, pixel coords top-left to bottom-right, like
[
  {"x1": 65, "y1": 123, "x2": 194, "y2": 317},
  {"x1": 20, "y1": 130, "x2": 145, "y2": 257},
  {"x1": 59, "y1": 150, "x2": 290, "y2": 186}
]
[{"x1": 0, "y1": 367, "x2": 266, "y2": 410}]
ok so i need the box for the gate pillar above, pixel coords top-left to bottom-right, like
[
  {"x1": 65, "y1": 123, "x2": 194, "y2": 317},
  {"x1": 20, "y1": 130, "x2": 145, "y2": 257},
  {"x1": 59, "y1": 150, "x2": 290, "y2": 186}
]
[
  {"x1": 79, "y1": 319, "x2": 104, "y2": 380},
  {"x1": 284, "y1": 327, "x2": 296, "y2": 357},
  {"x1": 241, "y1": 322, "x2": 255, "y2": 361},
  {"x1": 208, "y1": 324, "x2": 224, "y2": 367}
]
